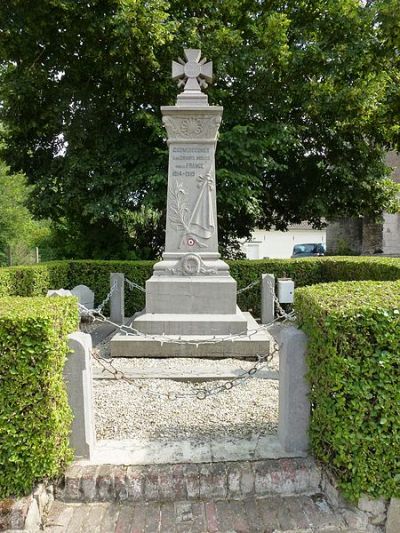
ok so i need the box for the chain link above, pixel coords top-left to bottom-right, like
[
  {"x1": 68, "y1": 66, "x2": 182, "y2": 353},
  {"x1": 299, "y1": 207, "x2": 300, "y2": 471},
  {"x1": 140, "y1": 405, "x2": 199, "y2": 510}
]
[
  {"x1": 274, "y1": 294, "x2": 289, "y2": 317},
  {"x1": 94, "y1": 281, "x2": 118, "y2": 314},
  {"x1": 237, "y1": 278, "x2": 261, "y2": 295},
  {"x1": 91, "y1": 344, "x2": 279, "y2": 401},
  {"x1": 79, "y1": 302, "x2": 295, "y2": 346},
  {"x1": 125, "y1": 278, "x2": 146, "y2": 293},
  {"x1": 79, "y1": 274, "x2": 295, "y2": 401},
  {"x1": 82, "y1": 303, "x2": 293, "y2": 401}
]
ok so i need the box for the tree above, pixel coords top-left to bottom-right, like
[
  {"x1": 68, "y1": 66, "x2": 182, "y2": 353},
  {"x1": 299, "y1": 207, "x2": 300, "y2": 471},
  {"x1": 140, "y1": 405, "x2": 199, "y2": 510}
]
[
  {"x1": 0, "y1": 0, "x2": 399, "y2": 258},
  {"x1": 0, "y1": 161, "x2": 52, "y2": 265}
]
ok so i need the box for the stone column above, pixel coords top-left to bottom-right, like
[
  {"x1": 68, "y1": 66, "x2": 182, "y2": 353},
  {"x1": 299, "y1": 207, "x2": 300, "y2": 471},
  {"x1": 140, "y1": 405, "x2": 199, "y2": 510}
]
[
  {"x1": 65, "y1": 332, "x2": 96, "y2": 459},
  {"x1": 278, "y1": 326, "x2": 310, "y2": 453},
  {"x1": 110, "y1": 272, "x2": 124, "y2": 324},
  {"x1": 261, "y1": 274, "x2": 275, "y2": 324}
]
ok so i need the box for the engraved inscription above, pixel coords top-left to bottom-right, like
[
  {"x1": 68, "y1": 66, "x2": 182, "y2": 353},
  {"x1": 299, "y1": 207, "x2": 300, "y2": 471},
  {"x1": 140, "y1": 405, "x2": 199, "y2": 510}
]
[
  {"x1": 171, "y1": 146, "x2": 211, "y2": 178},
  {"x1": 168, "y1": 145, "x2": 216, "y2": 250}
]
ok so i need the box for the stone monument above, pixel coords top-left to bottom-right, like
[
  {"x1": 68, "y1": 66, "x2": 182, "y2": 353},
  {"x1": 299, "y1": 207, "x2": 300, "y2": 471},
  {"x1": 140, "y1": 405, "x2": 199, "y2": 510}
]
[{"x1": 111, "y1": 49, "x2": 269, "y2": 356}]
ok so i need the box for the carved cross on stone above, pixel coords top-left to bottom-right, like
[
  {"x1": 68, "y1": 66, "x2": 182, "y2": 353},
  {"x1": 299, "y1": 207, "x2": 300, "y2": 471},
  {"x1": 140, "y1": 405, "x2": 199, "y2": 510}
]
[{"x1": 172, "y1": 49, "x2": 213, "y2": 93}]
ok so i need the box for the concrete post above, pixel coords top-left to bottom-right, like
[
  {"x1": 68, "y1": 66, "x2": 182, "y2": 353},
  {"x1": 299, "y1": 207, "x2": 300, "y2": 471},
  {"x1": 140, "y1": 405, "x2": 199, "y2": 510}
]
[
  {"x1": 65, "y1": 332, "x2": 96, "y2": 459},
  {"x1": 261, "y1": 274, "x2": 275, "y2": 324},
  {"x1": 278, "y1": 326, "x2": 310, "y2": 453},
  {"x1": 110, "y1": 272, "x2": 124, "y2": 324}
]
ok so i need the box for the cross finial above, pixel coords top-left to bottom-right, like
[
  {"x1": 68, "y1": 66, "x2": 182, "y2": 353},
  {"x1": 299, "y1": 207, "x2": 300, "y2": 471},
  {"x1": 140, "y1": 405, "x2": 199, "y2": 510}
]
[{"x1": 172, "y1": 49, "x2": 213, "y2": 94}]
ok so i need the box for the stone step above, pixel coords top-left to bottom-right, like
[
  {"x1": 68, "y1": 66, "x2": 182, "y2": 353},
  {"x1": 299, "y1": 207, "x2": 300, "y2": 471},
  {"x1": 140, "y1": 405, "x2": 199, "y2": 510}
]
[
  {"x1": 56, "y1": 458, "x2": 321, "y2": 504},
  {"x1": 110, "y1": 312, "x2": 271, "y2": 358}
]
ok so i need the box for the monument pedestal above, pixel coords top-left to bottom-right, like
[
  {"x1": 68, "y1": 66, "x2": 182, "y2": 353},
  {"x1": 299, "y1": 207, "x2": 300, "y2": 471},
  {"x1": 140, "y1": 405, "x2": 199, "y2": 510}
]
[
  {"x1": 110, "y1": 312, "x2": 271, "y2": 358},
  {"x1": 111, "y1": 49, "x2": 269, "y2": 357}
]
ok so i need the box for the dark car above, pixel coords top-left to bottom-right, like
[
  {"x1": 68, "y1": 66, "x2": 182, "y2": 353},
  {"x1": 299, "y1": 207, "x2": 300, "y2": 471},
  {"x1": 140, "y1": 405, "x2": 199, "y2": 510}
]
[{"x1": 291, "y1": 243, "x2": 325, "y2": 258}]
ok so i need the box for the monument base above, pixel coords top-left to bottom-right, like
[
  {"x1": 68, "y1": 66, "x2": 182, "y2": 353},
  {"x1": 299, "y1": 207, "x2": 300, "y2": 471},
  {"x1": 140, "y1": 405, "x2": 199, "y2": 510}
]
[
  {"x1": 110, "y1": 312, "x2": 270, "y2": 358},
  {"x1": 145, "y1": 274, "x2": 238, "y2": 315},
  {"x1": 132, "y1": 306, "x2": 247, "y2": 335}
]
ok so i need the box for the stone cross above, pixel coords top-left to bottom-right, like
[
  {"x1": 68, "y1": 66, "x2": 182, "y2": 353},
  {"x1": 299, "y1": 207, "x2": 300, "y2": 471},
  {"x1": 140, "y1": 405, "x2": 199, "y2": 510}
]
[{"x1": 172, "y1": 49, "x2": 213, "y2": 93}]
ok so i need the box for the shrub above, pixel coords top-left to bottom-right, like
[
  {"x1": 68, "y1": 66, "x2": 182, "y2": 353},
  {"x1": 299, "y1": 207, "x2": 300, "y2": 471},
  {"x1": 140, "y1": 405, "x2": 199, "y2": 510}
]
[
  {"x1": 0, "y1": 296, "x2": 78, "y2": 497},
  {"x1": 319, "y1": 256, "x2": 400, "y2": 282},
  {"x1": 0, "y1": 257, "x2": 400, "y2": 317},
  {"x1": 67, "y1": 260, "x2": 155, "y2": 315},
  {"x1": 295, "y1": 281, "x2": 400, "y2": 500},
  {"x1": 0, "y1": 268, "x2": 16, "y2": 297}
]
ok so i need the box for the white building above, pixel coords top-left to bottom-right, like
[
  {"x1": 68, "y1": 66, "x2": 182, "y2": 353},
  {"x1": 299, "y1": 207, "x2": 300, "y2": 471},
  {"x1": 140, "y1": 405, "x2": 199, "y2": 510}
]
[{"x1": 242, "y1": 223, "x2": 326, "y2": 259}]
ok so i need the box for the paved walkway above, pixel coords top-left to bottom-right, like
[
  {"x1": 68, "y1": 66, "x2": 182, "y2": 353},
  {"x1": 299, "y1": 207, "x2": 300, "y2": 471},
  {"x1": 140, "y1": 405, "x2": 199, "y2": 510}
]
[{"x1": 44, "y1": 495, "x2": 359, "y2": 532}]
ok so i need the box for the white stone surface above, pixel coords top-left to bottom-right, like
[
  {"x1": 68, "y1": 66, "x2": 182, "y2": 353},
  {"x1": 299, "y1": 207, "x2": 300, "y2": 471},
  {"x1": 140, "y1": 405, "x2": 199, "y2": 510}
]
[
  {"x1": 77, "y1": 435, "x2": 305, "y2": 466},
  {"x1": 261, "y1": 273, "x2": 275, "y2": 324},
  {"x1": 109, "y1": 272, "x2": 124, "y2": 324},
  {"x1": 278, "y1": 326, "x2": 310, "y2": 453},
  {"x1": 46, "y1": 289, "x2": 73, "y2": 298},
  {"x1": 133, "y1": 307, "x2": 248, "y2": 335},
  {"x1": 145, "y1": 275, "x2": 237, "y2": 315},
  {"x1": 71, "y1": 284, "x2": 94, "y2": 309},
  {"x1": 65, "y1": 332, "x2": 96, "y2": 459},
  {"x1": 123, "y1": 48, "x2": 249, "y2": 342},
  {"x1": 111, "y1": 312, "x2": 270, "y2": 357}
]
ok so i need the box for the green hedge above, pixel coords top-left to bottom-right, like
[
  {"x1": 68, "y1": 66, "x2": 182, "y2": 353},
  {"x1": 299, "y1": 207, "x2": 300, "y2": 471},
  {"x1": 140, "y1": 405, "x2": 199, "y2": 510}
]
[
  {"x1": 0, "y1": 262, "x2": 71, "y2": 298},
  {"x1": 1, "y1": 257, "x2": 400, "y2": 317},
  {"x1": 0, "y1": 296, "x2": 78, "y2": 497},
  {"x1": 68, "y1": 260, "x2": 155, "y2": 316},
  {"x1": 295, "y1": 281, "x2": 400, "y2": 500}
]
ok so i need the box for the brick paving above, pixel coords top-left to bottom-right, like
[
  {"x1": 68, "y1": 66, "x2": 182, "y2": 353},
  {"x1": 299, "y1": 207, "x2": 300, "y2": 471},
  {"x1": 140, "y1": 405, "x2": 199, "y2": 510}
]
[
  {"x1": 44, "y1": 494, "x2": 357, "y2": 532},
  {"x1": 58, "y1": 459, "x2": 321, "y2": 503}
]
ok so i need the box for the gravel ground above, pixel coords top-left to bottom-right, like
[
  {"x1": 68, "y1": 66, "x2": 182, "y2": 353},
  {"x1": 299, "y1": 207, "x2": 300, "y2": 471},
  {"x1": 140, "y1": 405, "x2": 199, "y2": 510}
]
[
  {"x1": 85, "y1": 321, "x2": 280, "y2": 441},
  {"x1": 94, "y1": 378, "x2": 278, "y2": 440}
]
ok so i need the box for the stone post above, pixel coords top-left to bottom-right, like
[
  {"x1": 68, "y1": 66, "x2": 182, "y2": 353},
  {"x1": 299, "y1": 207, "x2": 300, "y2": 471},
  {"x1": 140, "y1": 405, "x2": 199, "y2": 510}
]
[
  {"x1": 261, "y1": 274, "x2": 275, "y2": 324},
  {"x1": 110, "y1": 272, "x2": 124, "y2": 324},
  {"x1": 278, "y1": 326, "x2": 310, "y2": 453},
  {"x1": 65, "y1": 332, "x2": 96, "y2": 459}
]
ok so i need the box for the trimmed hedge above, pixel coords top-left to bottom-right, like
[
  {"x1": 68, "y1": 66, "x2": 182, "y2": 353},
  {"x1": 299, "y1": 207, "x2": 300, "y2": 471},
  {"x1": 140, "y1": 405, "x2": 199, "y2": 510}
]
[
  {"x1": 1, "y1": 257, "x2": 400, "y2": 317},
  {"x1": 0, "y1": 296, "x2": 78, "y2": 497},
  {"x1": 68, "y1": 260, "x2": 154, "y2": 316},
  {"x1": 0, "y1": 257, "x2": 400, "y2": 499},
  {"x1": 295, "y1": 281, "x2": 400, "y2": 500},
  {"x1": 0, "y1": 262, "x2": 71, "y2": 298}
]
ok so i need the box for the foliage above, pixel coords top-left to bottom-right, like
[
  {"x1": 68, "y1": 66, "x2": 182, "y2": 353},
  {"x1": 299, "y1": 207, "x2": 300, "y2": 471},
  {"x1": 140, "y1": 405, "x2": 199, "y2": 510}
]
[
  {"x1": 295, "y1": 280, "x2": 400, "y2": 500},
  {"x1": 0, "y1": 296, "x2": 78, "y2": 497},
  {"x1": 0, "y1": 160, "x2": 53, "y2": 266},
  {"x1": 0, "y1": 256, "x2": 399, "y2": 498},
  {"x1": 1, "y1": 256, "x2": 400, "y2": 317},
  {"x1": 0, "y1": 1, "x2": 399, "y2": 258}
]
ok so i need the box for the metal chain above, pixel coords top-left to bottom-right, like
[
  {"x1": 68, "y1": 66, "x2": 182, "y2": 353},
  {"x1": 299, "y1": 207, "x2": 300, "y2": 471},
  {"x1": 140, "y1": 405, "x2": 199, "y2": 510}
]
[
  {"x1": 274, "y1": 294, "x2": 289, "y2": 317},
  {"x1": 79, "y1": 276, "x2": 295, "y2": 401},
  {"x1": 79, "y1": 303, "x2": 295, "y2": 347},
  {"x1": 237, "y1": 278, "x2": 261, "y2": 295},
  {"x1": 91, "y1": 343, "x2": 278, "y2": 401},
  {"x1": 94, "y1": 281, "x2": 118, "y2": 314},
  {"x1": 125, "y1": 278, "x2": 146, "y2": 293},
  {"x1": 81, "y1": 304, "x2": 294, "y2": 401}
]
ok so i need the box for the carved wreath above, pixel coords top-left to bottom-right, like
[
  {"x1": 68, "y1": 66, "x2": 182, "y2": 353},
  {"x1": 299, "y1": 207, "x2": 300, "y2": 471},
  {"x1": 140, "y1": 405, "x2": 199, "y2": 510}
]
[{"x1": 162, "y1": 116, "x2": 221, "y2": 140}]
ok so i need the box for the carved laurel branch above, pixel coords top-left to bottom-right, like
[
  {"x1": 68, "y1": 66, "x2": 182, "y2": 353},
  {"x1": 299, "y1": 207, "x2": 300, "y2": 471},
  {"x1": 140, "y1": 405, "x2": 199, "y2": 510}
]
[{"x1": 168, "y1": 181, "x2": 190, "y2": 232}]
